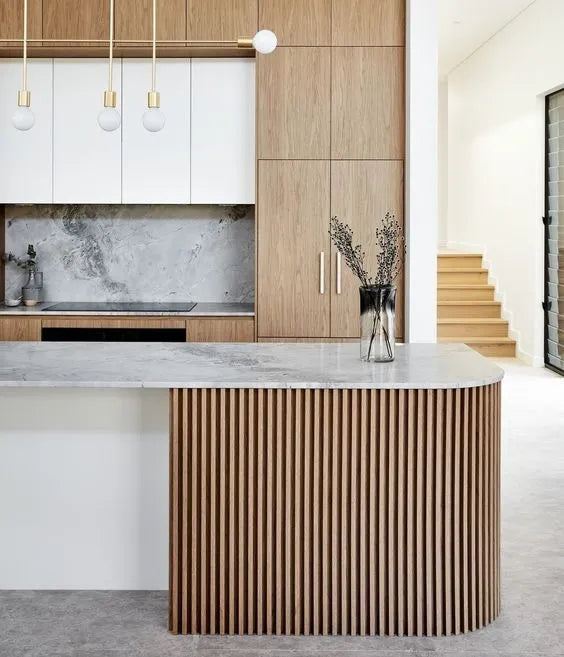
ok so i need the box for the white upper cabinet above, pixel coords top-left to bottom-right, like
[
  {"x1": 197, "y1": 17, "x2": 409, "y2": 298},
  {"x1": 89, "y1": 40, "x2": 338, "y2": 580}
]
[
  {"x1": 191, "y1": 59, "x2": 255, "y2": 204},
  {"x1": 0, "y1": 59, "x2": 53, "y2": 203},
  {"x1": 122, "y1": 59, "x2": 190, "y2": 204},
  {"x1": 53, "y1": 59, "x2": 122, "y2": 204}
]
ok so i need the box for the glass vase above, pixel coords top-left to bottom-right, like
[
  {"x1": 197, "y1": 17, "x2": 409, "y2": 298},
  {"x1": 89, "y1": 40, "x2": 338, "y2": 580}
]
[
  {"x1": 359, "y1": 284, "x2": 396, "y2": 362},
  {"x1": 22, "y1": 270, "x2": 43, "y2": 307}
]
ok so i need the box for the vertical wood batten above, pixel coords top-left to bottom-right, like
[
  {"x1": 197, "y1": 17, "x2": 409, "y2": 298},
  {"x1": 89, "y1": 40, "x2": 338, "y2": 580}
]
[{"x1": 169, "y1": 384, "x2": 501, "y2": 636}]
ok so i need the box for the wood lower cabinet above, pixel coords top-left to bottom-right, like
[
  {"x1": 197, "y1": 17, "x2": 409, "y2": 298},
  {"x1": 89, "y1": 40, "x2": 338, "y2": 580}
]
[
  {"x1": 186, "y1": 318, "x2": 255, "y2": 342},
  {"x1": 0, "y1": 316, "x2": 255, "y2": 342},
  {"x1": 330, "y1": 161, "x2": 404, "y2": 340},
  {"x1": 257, "y1": 47, "x2": 331, "y2": 159},
  {"x1": 0, "y1": 318, "x2": 42, "y2": 341},
  {"x1": 257, "y1": 161, "x2": 331, "y2": 338}
]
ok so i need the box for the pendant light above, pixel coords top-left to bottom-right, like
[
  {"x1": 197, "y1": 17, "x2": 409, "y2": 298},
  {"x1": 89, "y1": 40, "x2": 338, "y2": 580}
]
[
  {"x1": 252, "y1": 30, "x2": 278, "y2": 54},
  {"x1": 98, "y1": 0, "x2": 121, "y2": 131},
  {"x1": 12, "y1": 0, "x2": 34, "y2": 131},
  {"x1": 142, "y1": 0, "x2": 165, "y2": 132}
]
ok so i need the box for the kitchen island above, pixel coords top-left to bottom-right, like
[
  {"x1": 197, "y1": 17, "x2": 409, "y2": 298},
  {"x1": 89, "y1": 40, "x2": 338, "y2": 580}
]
[{"x1": 0, "y1": 342, "x2": 503, "y2": 637}]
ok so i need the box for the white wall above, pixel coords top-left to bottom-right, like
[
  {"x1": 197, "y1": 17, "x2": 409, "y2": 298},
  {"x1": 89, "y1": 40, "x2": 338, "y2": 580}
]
[
  {"x1": 0, "y1": 389, "x2": 169, "y2": 589},
  {"x1": 446, "y1": 0, "x2": 564, "y2": 365},
  {"x1": 438, "y1": 78, "x2": 449, "y2": 246},
  {"x1": 406, "y1": 0, "x2": 438, "y2": 343}
]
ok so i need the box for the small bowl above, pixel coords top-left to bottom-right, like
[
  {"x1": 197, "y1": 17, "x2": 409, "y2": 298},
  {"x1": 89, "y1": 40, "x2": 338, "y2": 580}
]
[{"x1": 4, "y1": 298, "x2": 22, "y2": 307}]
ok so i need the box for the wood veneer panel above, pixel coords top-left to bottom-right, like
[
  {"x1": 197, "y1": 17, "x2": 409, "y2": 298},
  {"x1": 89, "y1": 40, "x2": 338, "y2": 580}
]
[
  {"x1": 43, "y1": 0, "x2": 109, "y2": 45},
  {"x1": 0, "y1": 317, "x2": 42, "y2": 340},
  {"x1": 169, "y1": 384, "x2": 501, "y2": 636},
  {"x1": 257, "y1": 47, "x2": 331, "y2": 159},
  {"x1": 258, "y1": 0, "x2": 331, "y2": 46},
  {"x1": 330, "y1": 160, "x2": 405, "y2": 340},
  {"x1": 0, "y1": 0, "x2": 42, "y2": 40},
  {"x1": 186, "y1": 318, "x2": 255, "y2": 342},
  {"x1": 187, "y1": 0, "x2": 257, "y2": 40},
  {"x1": 115, "y1": 0, "x2": 186, "y2": 41},
  {"x1": 332, "y1": 47, "x2": 405, "y2": 160},
  {"x1": 332, "y1": 0, "x2": 405, "y2": 46}
]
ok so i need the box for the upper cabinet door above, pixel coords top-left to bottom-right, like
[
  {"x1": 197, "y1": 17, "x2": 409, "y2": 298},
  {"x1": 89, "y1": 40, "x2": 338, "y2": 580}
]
[
  {"x1": 257, "y1": 47, "x2": 330, "y2": 159},
  {"x1": 258, "y1": 0, "x2": 331, "y2": 46},
  {"x1": 0, "y1": 60, "x2": 53, "y2": 203},
  {"x1": 330, "y1": 161, "x2": 405, "y2": 339},
  {"x1": 122, "y1": 59, "x2": 190, "y2": 204},
  {"x1": 332, "y1": 0, "x2": 405, "y2": 46},
  {"x1": 43, "y1": 1, "x2": 109, "y2": 45},
  {"x1": 332, "y1": 47, "x2": 405, "y2": 159},
  {"x1": 0, "y1": 0, "x2": 42, "y2": 40},
  {"x1": 115, "y1": 0, "x2": 186, "y2": 41},
  {"x1": 191, "y1": 59, "x2": 255, "y2": 204},
  {"x1": 187, "y1": 0, "x2": 257, "y2": 40},
  {"x1": 53, "y1": 59, "x2": 121, "y2": 204}
]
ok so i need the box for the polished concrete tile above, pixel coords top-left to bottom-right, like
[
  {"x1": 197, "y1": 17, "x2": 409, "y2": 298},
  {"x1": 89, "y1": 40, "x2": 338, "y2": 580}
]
[{"x1": 0, "y1": 359, "x2": 563, "y2": 657}]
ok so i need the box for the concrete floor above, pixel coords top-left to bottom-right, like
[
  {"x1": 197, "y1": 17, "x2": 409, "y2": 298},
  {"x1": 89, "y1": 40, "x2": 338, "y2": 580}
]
[{"x1": 1, "y1": 359, "x2": 563, "y2": 657}]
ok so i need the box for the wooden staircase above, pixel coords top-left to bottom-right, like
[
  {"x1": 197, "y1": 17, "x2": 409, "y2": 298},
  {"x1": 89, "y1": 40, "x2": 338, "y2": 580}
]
[{"x1": 438, "y1": 253, "x2": 516, "y2": 357}]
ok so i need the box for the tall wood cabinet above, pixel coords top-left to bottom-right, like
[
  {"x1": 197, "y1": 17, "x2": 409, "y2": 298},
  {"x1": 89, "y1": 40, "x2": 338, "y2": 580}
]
[
  {"x1": 256, "y1": 0, "x2": 406, "y2": 341},
  {"x1": 0, "y1": 0, "x2": 42, "y2": 40},
  {"x1": 43, "y1": 0, "x2": 109, "y2": 45},
  {"x1": 115, "y1": 0, "x2": 187, "y2": 41}
]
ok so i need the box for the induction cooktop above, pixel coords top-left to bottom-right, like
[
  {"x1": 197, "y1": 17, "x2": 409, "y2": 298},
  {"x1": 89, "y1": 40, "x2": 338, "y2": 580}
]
[{"x1": 42, "y1": 302, "x2": 197, "y2": 313}]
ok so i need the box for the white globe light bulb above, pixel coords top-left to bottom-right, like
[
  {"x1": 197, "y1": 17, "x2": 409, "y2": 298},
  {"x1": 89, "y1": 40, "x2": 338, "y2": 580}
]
[
  {"x1": 142, "y1": 107, "x2": 166, "y2": 132},
  {"x1": 98, "y1": 107, "x2": 121, "y2": 132},
  {"x1": 12, "y1": 106, "x2": 35, "y2": 131},
  {"x1": 252, "y1": 29, "x2": 278, "y2": 54}
]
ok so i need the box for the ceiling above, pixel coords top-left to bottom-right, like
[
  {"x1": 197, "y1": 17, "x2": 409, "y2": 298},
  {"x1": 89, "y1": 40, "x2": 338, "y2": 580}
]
[{"x1": 439, "y1": 0, "x2": 537, "y2": 76}]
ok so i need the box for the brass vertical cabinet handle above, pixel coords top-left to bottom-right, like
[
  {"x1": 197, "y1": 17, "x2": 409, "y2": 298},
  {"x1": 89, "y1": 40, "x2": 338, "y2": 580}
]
[
  {"x1": 336, "y1": 252, "x2": 342, "y2": 294},
  {"x1": 319, "y1": 252, "x2": 325, "y2": 294}
]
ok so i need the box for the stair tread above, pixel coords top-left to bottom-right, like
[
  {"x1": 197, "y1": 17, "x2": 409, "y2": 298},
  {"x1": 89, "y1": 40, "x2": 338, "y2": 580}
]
[
  {"x1": 438, "y1": 284, "x2": 494, "y2": 289},
  {"x1": 439, "y1": 337, "x2": 516, "y2": 344},
  {"x1": 438, "y1": 301, "x2": 500, "y2": 305},
  {"x1": 438, "y1": 252, "x2": 482, "y2": 257},
  {"x1": 438, "y1": 318, "x2": 508, "y2": 324},
  {"x1": 438, "y1": 268, "x2": 488, "y2": 273}
]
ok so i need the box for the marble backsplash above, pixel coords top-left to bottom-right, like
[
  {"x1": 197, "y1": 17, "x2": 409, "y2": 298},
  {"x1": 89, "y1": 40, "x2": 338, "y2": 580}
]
[{"x1": 4, "y1": 205, "x2": 255, "y2": 303}]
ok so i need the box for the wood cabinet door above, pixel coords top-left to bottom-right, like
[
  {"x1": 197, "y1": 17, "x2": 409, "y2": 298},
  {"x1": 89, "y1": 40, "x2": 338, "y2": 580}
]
[
  {"x1": 187, "y1": 0, "x2": 257, "y2": 40},
  {"x1": 332, "y1": 47, "x2": 405, "y2": 159},
  {"x1": 191, "y1": 58, "x2": 255, "y2": 204},
  {"x1": 258, "y1": 0, "x2": 331, "y2": 46},
  {"x1": 332, "y1": 0, "x2": 405, "y2": 46},
  {"x1": 186, "y1": 318, "x2": 255, "y2": 342},
  {"x1": 53, "y1": 59, "x2": 121, "y2": 203},
  {"x1": 0, "y1": 318, "x2": 41, "y2": 341},
  {"x1": 258, "y1": 161, "x2": 330, "y2": 338},
  {"x1": 115, "y1": 0, "x2": 186, "y2": 41},
  {"x1": 122, "y1": 59, "x2": 190, "y2": 204},
  {"x1": 0, "y1": 59, "x2": 53, "y2": 203},
  {"x1": 43, "y1": 0, "x2": 109, "y2": 44},
  {"x1": 257, "y1": 47, "x2": 330, "y2": 159},
  {"x1": 0, "y1": 0, "x2": 42, "y2": 40},
  {"x1": 330, "y1": 161, "x2": 404, "y2": 339}
]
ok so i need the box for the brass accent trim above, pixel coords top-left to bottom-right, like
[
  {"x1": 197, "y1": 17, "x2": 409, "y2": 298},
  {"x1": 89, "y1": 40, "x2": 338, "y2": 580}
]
[
  {"x1": 17, "y1": 89, "x2": 31, "y2": 107},
  {"x1": 237, "y1": 38, "x2": 253, "y2": 49},
  {"x1": 148, "y1": 90, "x2": 160, "y2": 108},
  {"x1": 103, "y1": 90, "x2": 117, "y2": 108},
  {"x1": 0, "y1": 38, "x2": 253, "y2": 48}
]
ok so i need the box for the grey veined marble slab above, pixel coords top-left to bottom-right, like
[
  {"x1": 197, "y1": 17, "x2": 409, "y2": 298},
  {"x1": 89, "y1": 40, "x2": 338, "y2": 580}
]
[
  {"x1": 0, "y1": 302, "x2": 255, "y2": 317},
  {"x1": 0, "y1": 342, "x2": 504, "y2": 390}
]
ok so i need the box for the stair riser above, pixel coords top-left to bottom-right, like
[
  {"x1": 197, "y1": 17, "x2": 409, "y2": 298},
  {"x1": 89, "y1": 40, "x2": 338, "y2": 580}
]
[
  {"x1": 439, "y1": 323, "x2": 509, "y2": 338},
  {"x1": 438, "y1": 272, "x2": 489, "y2": 284},
  {"x1": 468, "y1": 343, "x2": 516, "y2": 357},
  {"x1": 438, "y1": 305, "x2": 501, "y2": 319},
  {"x1": 438, "y1": 256, "x2": 483, "y2": 269},
  {"x1": 438, "y1": 288, "x2": 495, "y2": 301}
]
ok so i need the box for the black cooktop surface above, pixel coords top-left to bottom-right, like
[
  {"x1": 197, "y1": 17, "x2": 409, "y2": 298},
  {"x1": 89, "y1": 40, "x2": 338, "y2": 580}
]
[{"x1": 42, "y1": 302, "x2": 197, "y2": 313}]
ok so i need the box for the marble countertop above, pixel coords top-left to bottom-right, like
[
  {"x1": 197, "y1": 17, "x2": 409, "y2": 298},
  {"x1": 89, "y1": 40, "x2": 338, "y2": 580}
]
[
  {"x1": 0, "y1": 302, "x2": 255, "y2": 317},
  {"x1": 0, "y1": 342, "x2": 504, "y2": 390}
]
